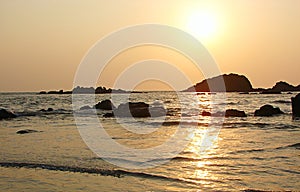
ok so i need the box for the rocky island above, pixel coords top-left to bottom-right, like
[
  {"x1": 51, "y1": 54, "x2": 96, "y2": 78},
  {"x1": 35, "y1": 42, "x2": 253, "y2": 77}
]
[{"x1": 183, "y1": 73, "x2": 300, "y2": 93}]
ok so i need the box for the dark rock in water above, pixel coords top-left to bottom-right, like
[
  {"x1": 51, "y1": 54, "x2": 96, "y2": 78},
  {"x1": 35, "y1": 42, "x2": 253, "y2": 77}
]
[
  {"x1": 16, "y1": 129, "x2": 40, "y2": 134},
  {"x1": 103, "y1": 112, "x2": 114, "y2": 118},
  {"x1": 260, "y1": 90, "x2": 282, "y2": 94},
  {"x1": 201, "y1": 111, "x2": 211, "y2": 116},
  {"x1": 201, "y1": 109, "x2": 246, "y2": 117},
  {"x1": 225, "y1": 109, "x2": 247, "y2": 117},
  {"x1": 80, "y1": 105, "x2": 92, "y2": 110},
  {"x1": 39, "y1": 91, "x2": 47, "y2": 94},
  {"x1": 113, "y1": 102, "x2": 166, "y2": 118},
  {"x1": 115, "y1": 102, "x2": 150, "y2": 117},
  {"x1": 254, "y1": 105, "x2": 284, "y2": 117},
  {"x1": 0, "y1": 109, "x2": 16, "y2": 120},
  {"x1": 95, "y1": 100, "x2": 115, "y2": 110},
  {"x1": 47, "y1": 108, "x2": 54, "y2": 112},
  {"x1": 292, "y1": 93, "x2": 300, "y2": 120},
  {"x1": 40, "y1": 108, "x2": 54, "y2": 112}
]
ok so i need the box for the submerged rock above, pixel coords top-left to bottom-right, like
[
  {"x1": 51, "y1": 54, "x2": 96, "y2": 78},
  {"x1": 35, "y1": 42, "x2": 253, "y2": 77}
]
[
  {"x1": 40, "y1": 108, "x2": 54, "y2": 112},
  {"x1": 254, "y1": 105, "x2": 284, "y2": 117},
  {"x1": 95, "y1": 100, "x2": 115, "y2": 110},
  {"x1": 201, "y1": 109, "x2": 246, "y2": 117},
  {"x1": 292, "y1": 93, "x2": 300, "y2": 120},
  {"x1": 0, "y1": 109, "x2": 16, "y2": 120},
  {"x1": 225, "y1": 109, "x2": 247, "y2": 117},
  {"x1": 16, "y1": 129, "x2": 40, "y2": 134},
  {"x1": 103, "y1": 112, "x2": 114, "y2": 118},
  {"x1": 201, "y1": 111, "x2": 211, "y2": 116},
  {"x1": 80, "y1": 105, "x2": 92, "y2": 110}
]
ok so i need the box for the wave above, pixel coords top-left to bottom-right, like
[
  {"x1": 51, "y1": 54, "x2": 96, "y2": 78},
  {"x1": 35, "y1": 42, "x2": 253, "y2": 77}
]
[
  {"x1": 276, "y1": 142, "x2": 300, "y2": 150},
  {"x1": 242, "y1": 189, "x2": 273, "y2": 192},
  {"x1": 228, "y1": 148, "x2": 266, "y2": 155},
  {"x1": 0, "y1": 162, "x2": 195, "y2": 185},
  {"x1": 15, "y1": 109, "x2": 72, "y2": 117},
  {"x1": 272, "y1": 100, "x2": 291, "y2": 104}
]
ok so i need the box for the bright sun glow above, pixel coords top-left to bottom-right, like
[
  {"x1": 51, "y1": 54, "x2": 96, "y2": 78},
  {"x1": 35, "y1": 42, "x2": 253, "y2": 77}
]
[{"x1": 186, "y1": 11, "x2": 218, "y2": 41}]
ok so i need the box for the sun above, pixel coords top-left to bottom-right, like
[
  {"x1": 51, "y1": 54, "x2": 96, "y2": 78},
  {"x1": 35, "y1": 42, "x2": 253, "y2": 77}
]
[{"x1": 186, "y1": 11, "x2": 218, "y2": 41}]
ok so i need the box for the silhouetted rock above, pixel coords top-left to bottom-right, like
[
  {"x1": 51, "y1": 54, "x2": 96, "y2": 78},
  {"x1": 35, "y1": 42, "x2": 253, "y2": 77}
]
[
  {"x1": 95, "y1": 86, "x2": 112, "y2": 94},
  {"x1": 184, "y1": 73, "x2": 253, "y2": 92},
  {"x1": 103, "y1": 112, "x2": 114, "y2": 118},
  {"x1": 95, "y1": 100, "x2": 115, "y2": 110},
  {"x1": 0, "y1": 109, "x2": 16, "y2": 120},
  {"x1": 271, "y1": 81, "x2": 297, "y2": 92},
  {"x1": 201, "y1": 111, "x2": 211, "y2": 116},
  {"x1": 201, "y1": 109, "x2": 246, "y2": 117},
  {"x1": 260, "y1": 90, "x2": 282, "y2": 94},
  {"x1": 16, "y1": 129, "x2": 39, "y2": 134},
  {"x1": 39, "y1": 91, "x2": 47, "y2": 94},
  {"x1": 254, "y1": 105, "x2": 284, "y2": 117},
  {"x1": 113, "y1": 102, "x2": 166, "y2": 118},
  {"x1": 115, "y1": 102, "x2": 150, "y2": 117},
  {"x1": 40, "y1": 108, "x2": 54, "y2": 112},
  {"x1": 72, "y1": 86, "x2": 95, "y2": 94},
  {"x1": 225, "y1": 109, "x2": 247, "y2": 117},
  {"x1": 292, "y1": 93, "x2": 300, "y2": 120},
  {"x1": 80, "y1": 105, "x2": 92, "y2": 110}
]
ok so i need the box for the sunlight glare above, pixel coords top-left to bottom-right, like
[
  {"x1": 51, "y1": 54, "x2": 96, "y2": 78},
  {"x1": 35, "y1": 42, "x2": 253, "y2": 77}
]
[{"x1": 186, "y1": 11, "x2": 218, "y2": 41}]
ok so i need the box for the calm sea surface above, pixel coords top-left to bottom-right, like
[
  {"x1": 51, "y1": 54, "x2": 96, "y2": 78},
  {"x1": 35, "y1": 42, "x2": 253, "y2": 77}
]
[{"x1": 0, "y1": 92, "x2": 299, "y2": 191}]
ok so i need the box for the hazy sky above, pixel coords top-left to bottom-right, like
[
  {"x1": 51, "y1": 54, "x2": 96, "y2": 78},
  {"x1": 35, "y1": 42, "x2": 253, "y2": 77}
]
[{"x1": 0, "y1": 0, "x2": 299, "y2": 91}]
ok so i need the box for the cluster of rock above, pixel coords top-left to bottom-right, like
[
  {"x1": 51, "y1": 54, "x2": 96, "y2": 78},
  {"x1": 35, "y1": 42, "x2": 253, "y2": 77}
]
[
  {"x1": 201, "y1": 105, "x2": 284, "y2": 118},
  {"x1": 39, "y1": 86, "x2": 128, "y2": 95},
  {"x1": 80, "y1": 100, "x2": 166, "y2": 118},
  {"x1": 184, "y1": 73, "x2": 300, "y2": 94},
  {"x1": 81, "y1": 100, "x2": 289, "y2": 118}
]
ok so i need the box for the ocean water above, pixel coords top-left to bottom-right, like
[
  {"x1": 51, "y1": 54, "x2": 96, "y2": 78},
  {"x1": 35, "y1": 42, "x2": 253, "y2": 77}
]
[{"x1": 0, "y1": 92, "x2": 299, "y2": 191}]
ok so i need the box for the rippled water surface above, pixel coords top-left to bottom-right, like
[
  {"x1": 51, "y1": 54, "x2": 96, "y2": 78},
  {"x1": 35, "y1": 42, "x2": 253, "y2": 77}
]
[{"x1": 0, "y1": 92, "x2": 299, "y2": 191}]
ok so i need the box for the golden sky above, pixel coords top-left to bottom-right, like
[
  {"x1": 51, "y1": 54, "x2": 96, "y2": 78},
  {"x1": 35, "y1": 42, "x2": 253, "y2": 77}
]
[{"x1": 0, "y1": 0, "x2": 299, "y2": 91}]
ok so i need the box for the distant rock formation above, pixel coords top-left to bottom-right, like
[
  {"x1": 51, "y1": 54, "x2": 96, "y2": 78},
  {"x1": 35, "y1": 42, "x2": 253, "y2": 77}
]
[
  {"x1": 254, "y1": 105, "x2": 284, "y2": 117},
  {"x1": 39, "y1": 86, "x2": 128, "y2": 94},
  {"x1": 292, "y1": 93, "x2": 300, "y2": 120},
  {"x1": 184, "y1": 73, "x2": 253, "y2": 92},
  {"x1": 184, "y1": 73, "x2": 300, "y2": 93},
  {"x1": 272, "y1": 81, "x2": 299, "y2": 92}
]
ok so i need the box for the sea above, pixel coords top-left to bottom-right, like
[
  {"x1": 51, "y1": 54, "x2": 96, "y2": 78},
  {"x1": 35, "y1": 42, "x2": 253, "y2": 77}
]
[{"x1": 0, "y1": 92, "x2": 299, "y2": 191}]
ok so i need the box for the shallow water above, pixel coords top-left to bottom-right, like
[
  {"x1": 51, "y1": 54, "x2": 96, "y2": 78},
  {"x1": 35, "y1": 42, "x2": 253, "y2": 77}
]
[{"x1": 0, "y1": 92, "x2": 299, "y2": 191}]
